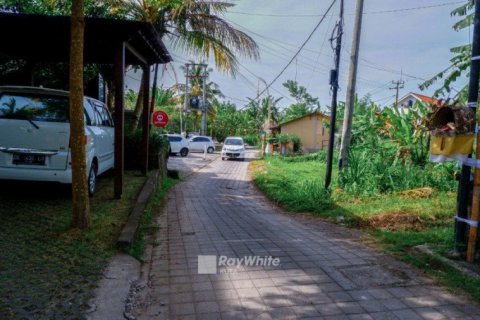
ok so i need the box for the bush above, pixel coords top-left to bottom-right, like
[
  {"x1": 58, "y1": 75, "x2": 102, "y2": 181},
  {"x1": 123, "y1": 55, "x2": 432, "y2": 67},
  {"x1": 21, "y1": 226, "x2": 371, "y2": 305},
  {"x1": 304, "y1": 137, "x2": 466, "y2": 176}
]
[
  {"x1": 338, "y1": 146, "x2": 457, "y2": 195},
  {"x1": 290, "y1": 134, "x2": 302, "y2": 152},
  {"x1": 242, "y1": 135, "x2": 260, "y2": 146},
  {"x1": 276, "y1": 133, "x2": 290, "y2": 145},
  {"x1": 281, "y1": 150, "x2": 329, "y2": 162},
  {"x1": 124, "y1": 128, "x2": 169, "y2": 171}
]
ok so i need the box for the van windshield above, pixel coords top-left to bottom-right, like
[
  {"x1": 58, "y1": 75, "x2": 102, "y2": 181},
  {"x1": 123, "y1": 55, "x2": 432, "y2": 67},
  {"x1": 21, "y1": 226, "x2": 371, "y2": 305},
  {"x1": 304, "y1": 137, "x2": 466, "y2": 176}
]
[
  {"x1": 224, "y1": 139, "x2": 243, "y2": 146},
  {"x1": 0, "y1": 93, "x2": 69, "y2": 122}
]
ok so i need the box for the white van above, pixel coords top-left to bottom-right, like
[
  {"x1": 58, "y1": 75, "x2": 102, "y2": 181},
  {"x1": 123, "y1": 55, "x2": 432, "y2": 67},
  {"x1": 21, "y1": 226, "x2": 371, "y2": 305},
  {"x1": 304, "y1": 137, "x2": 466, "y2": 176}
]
[{"x1": 0, "y1": 86, "x2": 114, "y2": 195}]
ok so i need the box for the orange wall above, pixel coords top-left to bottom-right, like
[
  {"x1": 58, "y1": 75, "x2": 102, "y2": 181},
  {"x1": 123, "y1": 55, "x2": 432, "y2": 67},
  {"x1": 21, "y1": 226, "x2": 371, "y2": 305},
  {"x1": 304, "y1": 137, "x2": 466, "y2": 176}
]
[{"x1": 280, "y1": 114, "x2": 329, "y2": 152}]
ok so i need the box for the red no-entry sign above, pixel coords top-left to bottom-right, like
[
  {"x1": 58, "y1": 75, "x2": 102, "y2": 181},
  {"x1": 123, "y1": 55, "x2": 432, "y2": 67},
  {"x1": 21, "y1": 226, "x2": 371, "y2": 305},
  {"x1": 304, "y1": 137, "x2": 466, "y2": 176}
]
[{"x1": 152, "y1": 110, "x2": 169, "y2": 127}]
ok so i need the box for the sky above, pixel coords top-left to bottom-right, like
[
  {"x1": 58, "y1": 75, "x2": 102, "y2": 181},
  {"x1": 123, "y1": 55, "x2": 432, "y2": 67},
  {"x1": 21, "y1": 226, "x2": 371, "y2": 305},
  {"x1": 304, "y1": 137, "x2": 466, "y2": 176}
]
[{"x1": 127, "y1": 0, "x2": 471, "y2": 111}]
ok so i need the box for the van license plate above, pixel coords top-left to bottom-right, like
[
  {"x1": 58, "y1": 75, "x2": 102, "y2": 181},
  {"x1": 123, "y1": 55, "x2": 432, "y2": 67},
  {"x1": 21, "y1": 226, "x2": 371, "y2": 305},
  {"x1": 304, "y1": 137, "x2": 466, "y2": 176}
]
[{"x1": 13, "y1": 154, "x2": 46, "y2": 165}]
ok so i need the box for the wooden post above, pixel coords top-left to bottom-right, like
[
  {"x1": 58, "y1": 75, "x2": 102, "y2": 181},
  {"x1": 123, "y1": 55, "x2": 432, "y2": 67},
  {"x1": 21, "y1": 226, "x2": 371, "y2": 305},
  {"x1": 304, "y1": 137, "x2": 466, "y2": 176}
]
[
  {"x1": 467, "y1": 108, "x2": 480, "y2": 262},
  {"x1": 141, "y1": 64, "x2": 150, "y2": 175},
  {"x1": 114, "y1": 43, "x2": 125, "y2": 199},
  {"x1": 462, "y1": 0, "x2": 480, "y2": 259}
]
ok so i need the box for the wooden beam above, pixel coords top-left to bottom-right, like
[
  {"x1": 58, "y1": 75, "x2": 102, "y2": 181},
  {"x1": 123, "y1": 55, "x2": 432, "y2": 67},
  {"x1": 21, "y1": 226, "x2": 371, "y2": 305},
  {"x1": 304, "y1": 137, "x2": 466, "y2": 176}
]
[
  {"x1": 126, "y1": 42, "x2": 148, "y2": 66},
  {"x1": 114, "y1": 42, "x2": 125, "y2": 199},
  {"x1": 141, "y1": 64, "x2": 150, "y2": 175}
]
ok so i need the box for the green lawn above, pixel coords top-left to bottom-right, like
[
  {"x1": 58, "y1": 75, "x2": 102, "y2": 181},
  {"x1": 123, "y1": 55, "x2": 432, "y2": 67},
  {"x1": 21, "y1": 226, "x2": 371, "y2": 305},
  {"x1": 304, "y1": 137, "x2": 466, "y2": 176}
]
[
  {"x1": 0, "y1": 172, "x2": 147, "y2": 319},
  {"x1": 251, "y1": 156, "x2": 480, "y2": 301}
]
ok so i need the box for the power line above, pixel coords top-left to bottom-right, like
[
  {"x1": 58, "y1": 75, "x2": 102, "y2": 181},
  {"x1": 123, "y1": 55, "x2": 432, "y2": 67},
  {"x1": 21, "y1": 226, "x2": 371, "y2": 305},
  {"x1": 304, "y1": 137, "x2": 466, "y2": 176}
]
[
  {"x1": 254, "y1": 0, "x2": 337, "y2": 101},
  {"x1": 227, "y1": 17, "x2": 419, "y2": 86},
  {"x1": 227, "y1": 1, "x2": 464, "y2": 18},
  {"x1": 374, "y1": 94, "x2": 395, "y2": 104}
]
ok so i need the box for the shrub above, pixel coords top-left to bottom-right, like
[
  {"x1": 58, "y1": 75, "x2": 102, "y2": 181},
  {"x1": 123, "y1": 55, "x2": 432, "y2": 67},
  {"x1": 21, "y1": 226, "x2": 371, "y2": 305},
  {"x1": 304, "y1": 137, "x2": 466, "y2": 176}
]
[
  {"x1": 124, "y1": 128, "x2": 169, "y2": 171},
  {"x1": 281, "y1": 150, "x2": 329, "y2": 162},
  {"x1": 290, "y1": 134, "x2": 302, "y2": 152},
  {"x1": 276, "y1": 133, "x2": 290, "y2": 145},
  {"x1": 338, "y1": 146, "x2": 457, "y2": 195},
  {"x1": 242, "y1": 135, "x2": 260, "y2": 146}
]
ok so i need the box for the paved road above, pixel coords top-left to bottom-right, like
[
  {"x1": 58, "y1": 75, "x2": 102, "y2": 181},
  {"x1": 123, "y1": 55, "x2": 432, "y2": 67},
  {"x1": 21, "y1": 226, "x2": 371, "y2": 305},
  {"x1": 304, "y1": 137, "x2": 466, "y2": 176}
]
[
  {"x1": 131, "y1": 150, "x2": 480, "y2": 319},
  {"x1": 167, "y1": 152, "x2": 217, "y2": 177}
]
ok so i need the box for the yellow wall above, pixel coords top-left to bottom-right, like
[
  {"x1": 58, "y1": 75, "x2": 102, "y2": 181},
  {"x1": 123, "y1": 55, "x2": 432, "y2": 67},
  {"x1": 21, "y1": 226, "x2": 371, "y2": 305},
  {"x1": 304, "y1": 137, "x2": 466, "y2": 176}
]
[{"x1": 280, "y1": 114, "x2": 329, "y2": 152}]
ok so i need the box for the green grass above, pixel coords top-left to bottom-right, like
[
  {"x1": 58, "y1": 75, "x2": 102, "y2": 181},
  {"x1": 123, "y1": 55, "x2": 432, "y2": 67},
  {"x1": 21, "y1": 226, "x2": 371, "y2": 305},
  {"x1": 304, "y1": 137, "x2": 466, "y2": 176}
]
[
  {"x1": 129, "y1": 177, "x2": 178, "y2": 260},
  {"x1": 0, "y1": 172, "x2": 147, "y2": 319},
  {"x1": 251, "y1": 156, "x2": 480, "y2": 301},
  {"x1": 251, "y1": 157, "x2": 454, "y2": 226}
]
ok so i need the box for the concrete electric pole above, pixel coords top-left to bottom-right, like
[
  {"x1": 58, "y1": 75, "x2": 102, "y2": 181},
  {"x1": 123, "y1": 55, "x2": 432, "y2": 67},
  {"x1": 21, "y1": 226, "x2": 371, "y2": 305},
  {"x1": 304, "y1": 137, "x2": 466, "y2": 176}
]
[
  {"x1": 325, "y1": 0, "x2": 344, "y2": 189},
  {"x1": 390, "y1": 79, "x2": 405, "y2": 107},
  {"x1": 184, "y1": 63, "x2": 209, "y2": 136},
  {"x1": 339, "y1": 0, "x2": 364, "y2": 169}
]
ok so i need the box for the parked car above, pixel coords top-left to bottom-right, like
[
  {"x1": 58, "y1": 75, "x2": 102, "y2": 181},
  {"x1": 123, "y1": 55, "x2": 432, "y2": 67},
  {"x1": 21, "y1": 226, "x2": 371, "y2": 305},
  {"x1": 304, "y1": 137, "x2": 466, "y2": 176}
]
[
  {"x1": 0, "y1": 86, "x2": 114, "y2": 195},
  {"x1": 166, "y1": 134, "x2": 189, "y2": 157},
  {"x1": 188, "y1": 136, "x2": 215, "y2": 153},
  {"x1": 221, "y1": 137, "x2": 245, "y2": 161}
]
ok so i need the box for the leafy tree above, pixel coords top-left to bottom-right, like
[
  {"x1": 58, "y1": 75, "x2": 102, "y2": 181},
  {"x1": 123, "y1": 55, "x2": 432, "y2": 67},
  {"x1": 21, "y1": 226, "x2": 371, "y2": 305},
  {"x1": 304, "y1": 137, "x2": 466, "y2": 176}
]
[
  {"x1": 209, "y1": 100, "x2": 242, "y2": 141},
  {"x1": 111, "y1": 0, "x2": 258, "y2": 130},
  {"x1": 281, "y1": 80, "x2": 321, "y2": 122},
  {"x1": 420, "y1": 1, "x2": 473, "y2": 100}
]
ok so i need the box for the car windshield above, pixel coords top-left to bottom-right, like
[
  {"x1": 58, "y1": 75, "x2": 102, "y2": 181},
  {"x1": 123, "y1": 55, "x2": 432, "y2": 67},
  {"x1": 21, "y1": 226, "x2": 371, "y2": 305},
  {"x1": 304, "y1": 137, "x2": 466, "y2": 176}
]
[
  {"x1": 0, "y1": 93, "x2": 69, "y2": 122},
  {"x1": 224, "y1": 139, "x2": 243, "y2": 146},
  {"x1": 168, "y1": 136, "x2": 182, "y2": 142}
]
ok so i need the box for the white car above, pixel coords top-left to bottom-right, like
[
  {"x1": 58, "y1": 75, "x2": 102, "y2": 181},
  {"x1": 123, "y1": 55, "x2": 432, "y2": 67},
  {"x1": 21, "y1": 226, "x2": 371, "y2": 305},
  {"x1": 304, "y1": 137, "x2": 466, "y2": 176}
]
[
  {"x1": 0, "y1": 86, "x2": 115, "y2": 195},
  {"x1": 166, "y1": 134, "x2": 189, "y2": 157},
  {"x1": 221, "y1": 137, "x2": 245, "y2": 161},
  {"x1": 188, "y1": 136, "x2": 215, "y2": 153}
]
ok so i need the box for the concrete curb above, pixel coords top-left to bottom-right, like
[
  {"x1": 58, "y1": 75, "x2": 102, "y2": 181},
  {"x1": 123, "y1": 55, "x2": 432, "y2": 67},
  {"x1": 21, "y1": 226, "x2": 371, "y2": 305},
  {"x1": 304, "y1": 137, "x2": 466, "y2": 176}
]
[
  {"x1": 117, "y1": 170, "x2": 160, "y2": 248},
  {"x1": 412, "y1": 244, "x2": 480, "y2": 279},
  {"x1": 85, "y1": 254, "x2": 140, "y2": 320}
]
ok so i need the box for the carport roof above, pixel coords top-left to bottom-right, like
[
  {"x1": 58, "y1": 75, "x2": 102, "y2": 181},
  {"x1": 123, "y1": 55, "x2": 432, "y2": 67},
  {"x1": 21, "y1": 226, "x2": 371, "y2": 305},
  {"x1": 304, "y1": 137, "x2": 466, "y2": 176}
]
[{"x1": 0, "y1": 12, "x2": 172, "y2": 65}]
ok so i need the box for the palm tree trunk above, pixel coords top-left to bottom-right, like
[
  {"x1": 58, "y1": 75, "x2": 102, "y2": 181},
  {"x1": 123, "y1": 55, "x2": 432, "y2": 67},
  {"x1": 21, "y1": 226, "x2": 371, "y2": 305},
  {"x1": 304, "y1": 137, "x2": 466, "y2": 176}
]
[
  {"x1": 131, "y1": 71, "x2": 146, "y2": 132},
  {"x1": 70, "y1": 0, "x2": 90, "y2": 229}
]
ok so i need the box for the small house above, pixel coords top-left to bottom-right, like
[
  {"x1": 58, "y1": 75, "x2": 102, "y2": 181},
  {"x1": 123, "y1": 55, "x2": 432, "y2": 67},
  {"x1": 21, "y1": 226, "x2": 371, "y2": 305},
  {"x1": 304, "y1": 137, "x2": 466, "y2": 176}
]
[
  {"x1": 274, "y1": 112, "x2": 329, "y2": 153},
  {"x1": 397, "y1": 92, "x2": 441, "y2": 109}
]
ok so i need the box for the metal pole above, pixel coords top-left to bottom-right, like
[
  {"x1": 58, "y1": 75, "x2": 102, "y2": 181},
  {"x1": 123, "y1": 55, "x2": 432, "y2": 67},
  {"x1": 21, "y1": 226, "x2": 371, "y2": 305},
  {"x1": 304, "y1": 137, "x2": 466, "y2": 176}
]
[
  {"x1": 325, "y1": 0, "x2": 344, "y2": 189},
  {"x1": 457, "y1": 0, "x2": 480, "y2": 255},
  {"x1": 339, "y1": 0, "x2": 364, "y2": 169}
]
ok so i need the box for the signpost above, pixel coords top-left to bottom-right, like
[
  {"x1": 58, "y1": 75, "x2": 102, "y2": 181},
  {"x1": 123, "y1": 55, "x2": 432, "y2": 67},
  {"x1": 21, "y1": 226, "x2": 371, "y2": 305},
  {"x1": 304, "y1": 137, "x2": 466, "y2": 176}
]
[{"x1": 152, "y1": 110, "x2": 169, "y2": 128}]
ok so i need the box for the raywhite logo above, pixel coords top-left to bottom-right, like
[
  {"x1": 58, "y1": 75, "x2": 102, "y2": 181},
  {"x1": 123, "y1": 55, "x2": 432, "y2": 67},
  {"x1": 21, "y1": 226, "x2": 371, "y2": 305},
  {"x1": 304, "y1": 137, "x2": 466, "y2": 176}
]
[{"x1": 197, "y1": 255, "x2": 281, "y2": 274}]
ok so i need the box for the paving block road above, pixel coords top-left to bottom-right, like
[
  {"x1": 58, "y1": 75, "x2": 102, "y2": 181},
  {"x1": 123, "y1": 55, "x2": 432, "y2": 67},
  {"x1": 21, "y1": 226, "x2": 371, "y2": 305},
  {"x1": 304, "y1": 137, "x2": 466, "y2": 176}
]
[{"x1": 130, "y1": 150, "x2": 480, "y2": 319}]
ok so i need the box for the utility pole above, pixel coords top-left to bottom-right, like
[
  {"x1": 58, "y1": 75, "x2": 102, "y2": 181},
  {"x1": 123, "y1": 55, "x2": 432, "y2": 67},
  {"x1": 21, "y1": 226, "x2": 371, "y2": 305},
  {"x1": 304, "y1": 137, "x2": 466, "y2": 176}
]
[
  {"x1": 325, "y1": 0, "x2": 344, "y2": 189},
  {"x1": 389, "y1": 79, "x2": 405, "y2": 107},
  {"x1": 182, "y1": 63, "x2": 189, "y2": 135},
  {"x1": 339, "y1": 0, "x2": 364, "y2": 169},
  {"x1": 458, "y1": 0, "x2": 480, "y2": 260},
  {"x1": 184, "y1": 63, "x2": 209, "y2": 136},
  {"x1": 201, "y1": 63, "x2": 208, "y2": 136}
]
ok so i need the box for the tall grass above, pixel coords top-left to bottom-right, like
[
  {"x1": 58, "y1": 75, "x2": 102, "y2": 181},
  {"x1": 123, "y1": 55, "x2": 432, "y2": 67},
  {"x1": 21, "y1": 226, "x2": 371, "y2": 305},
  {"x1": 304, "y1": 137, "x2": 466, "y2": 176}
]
[{"x1": 339, "y1": 145, "x2": 457, "y2": 195}]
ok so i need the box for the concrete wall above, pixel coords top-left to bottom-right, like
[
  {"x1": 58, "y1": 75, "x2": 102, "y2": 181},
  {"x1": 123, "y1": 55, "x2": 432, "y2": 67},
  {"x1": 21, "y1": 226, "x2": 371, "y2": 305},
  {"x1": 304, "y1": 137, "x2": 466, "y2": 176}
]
[{"x1": 280, "y1": 114, "x2": 329, "y2": 152}]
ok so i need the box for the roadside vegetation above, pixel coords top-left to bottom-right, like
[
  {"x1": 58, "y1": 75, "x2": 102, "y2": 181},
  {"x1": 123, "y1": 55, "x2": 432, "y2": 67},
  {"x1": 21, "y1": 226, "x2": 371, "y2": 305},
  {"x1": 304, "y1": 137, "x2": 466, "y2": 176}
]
[
  {"x1": 251, "y1": 97, "x2": 480, "y2": 301},
  {"x1": 0, "y1": 172, "x2": 146, "y2": 318},
  {"x1": 130, "y1": 177, "x2": 179, "y2": 260}
]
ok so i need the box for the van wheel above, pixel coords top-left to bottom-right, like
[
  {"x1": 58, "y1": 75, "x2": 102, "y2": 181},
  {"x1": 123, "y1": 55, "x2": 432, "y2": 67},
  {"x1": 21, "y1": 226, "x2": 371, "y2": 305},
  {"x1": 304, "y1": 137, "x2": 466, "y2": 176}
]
[
  {"x1": 180, "y1": 148, "x2": 189, "y2": 157},
  {"x1": 207, "y1": 147, "x2": 214, "y2": 154},
  {"x1": 88, "y1": 163, "x2": 97, "y2": 196}
]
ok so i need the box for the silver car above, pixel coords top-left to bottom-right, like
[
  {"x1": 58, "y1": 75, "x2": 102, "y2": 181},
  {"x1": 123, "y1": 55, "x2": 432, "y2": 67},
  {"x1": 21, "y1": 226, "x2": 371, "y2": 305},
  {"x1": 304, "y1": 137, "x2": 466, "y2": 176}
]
[{"x1": 0, "y1": 86, "x2": 114, "y2": 195}]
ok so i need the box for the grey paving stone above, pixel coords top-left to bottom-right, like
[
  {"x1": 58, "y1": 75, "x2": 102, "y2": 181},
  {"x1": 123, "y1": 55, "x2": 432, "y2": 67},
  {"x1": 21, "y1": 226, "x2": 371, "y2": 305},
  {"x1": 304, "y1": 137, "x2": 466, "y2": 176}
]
[
  {"x1": 195, "y1": 301, "x2": 220, "y2": 314},
  {"x1": 129, "y1": 151, "x2": 480, "y2": 320}
]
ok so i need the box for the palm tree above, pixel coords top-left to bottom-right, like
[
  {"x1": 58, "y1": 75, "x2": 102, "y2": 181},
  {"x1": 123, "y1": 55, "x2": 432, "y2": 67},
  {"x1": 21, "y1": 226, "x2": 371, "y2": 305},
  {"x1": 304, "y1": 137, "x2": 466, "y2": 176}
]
[
  {"x1": 70, "y1": 0, "x2": 90, "y2": 229},
  {"x1": 109, "y1": 0, "x2": 259, "y2": 130}
]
